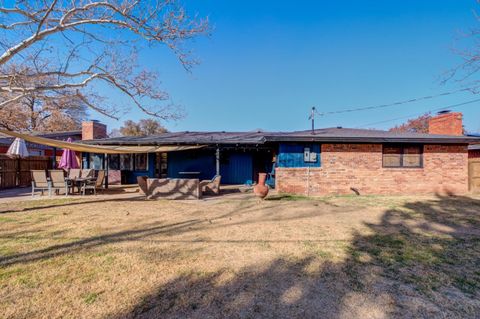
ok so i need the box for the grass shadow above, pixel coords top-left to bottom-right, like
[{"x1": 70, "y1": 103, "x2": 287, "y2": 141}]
[{"x1": 109, "y1": 194, "x2": 480, "y2": 318}]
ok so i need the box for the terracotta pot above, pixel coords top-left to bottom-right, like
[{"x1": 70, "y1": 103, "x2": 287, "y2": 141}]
[{"x1": 254, "y1": 173, "x2": 269, "y2": 199}]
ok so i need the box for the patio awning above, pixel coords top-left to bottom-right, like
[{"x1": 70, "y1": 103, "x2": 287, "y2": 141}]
[{"x1": 0, "y1": 129, "x2": 205, "y2": 154}]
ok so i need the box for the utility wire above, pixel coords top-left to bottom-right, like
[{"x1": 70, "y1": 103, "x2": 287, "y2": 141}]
[
  {"x1": 316, "y1": 86, "x2": 480, "y2": 117},
  {"x1": 355, "y1": 98, "x2": 480, "y2": 128}
]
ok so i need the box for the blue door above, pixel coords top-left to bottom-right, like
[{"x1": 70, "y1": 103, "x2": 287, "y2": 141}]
[{"x1": 220, "y1": 153, "x2": 253, "y2": 184}]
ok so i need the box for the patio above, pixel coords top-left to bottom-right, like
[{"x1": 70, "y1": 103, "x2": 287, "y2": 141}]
[{"x1": 0, "y1": 184, "x2": 252, "y2": 203}]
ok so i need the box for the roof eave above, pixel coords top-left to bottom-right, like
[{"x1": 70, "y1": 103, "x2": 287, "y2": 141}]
[{"x1": 264, "y1": 136, "x2": 479, "y2": 144}]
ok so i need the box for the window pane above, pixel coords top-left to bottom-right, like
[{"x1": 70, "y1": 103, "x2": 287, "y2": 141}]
[
  {"x1": 89, "y1": 154, "x2": 103, "y2": 170},
  {"x1": 383, "y1": 146, "x2": 402, "y2": 167},
  {"x1": 403, "y1": 146, "x2": 422, "y2": 167},
  {"x1": 120, "y1": 154, "x2": 133, "y2": 170},
  {"x1": 383, "y1": 154, "x2": 401, "y2": 167},
  {"x1": 109, "y1": 154, "x2": 120, "y2": 170},
  {"x1": 135, "y1": 154, "x2": 148, "y2": 171}
]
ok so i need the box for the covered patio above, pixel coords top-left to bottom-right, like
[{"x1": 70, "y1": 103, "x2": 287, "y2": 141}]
[
  {"x1": 80, "y1": 131, "x2": 277, "y2": 187},
  {"x1": 0, "y1": 129, "x2": 276, "y2": 199}
]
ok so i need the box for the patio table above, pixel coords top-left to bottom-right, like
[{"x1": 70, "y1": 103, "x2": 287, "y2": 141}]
[{"x1": 65, "y1": 177, "x2": 95, "y2": 195}]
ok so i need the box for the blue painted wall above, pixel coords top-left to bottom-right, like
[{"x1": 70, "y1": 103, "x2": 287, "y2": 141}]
[
  {"x1": 82, "y1": 149, "x2": 261, "y2": 185},
  {"x1": 220, "y1": 153, "x2": 253, "y2": 184},
  {"x1": 277, "y1": 143, "x2": 321, "y2": 167},
  {"x1": 167, "y1": 150, "x2": 254, "y2": 184},
  {"x1": 167, "y1": 150, "x2": 216, "y2": 181},
  {"x1": 125, "y1": 153, "x2": 156, "y2": 184}
]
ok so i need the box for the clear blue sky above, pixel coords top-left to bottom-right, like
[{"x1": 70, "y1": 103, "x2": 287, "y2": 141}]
[{"x1": 98, "y1": 0, "x2": 480, "y2": 133}]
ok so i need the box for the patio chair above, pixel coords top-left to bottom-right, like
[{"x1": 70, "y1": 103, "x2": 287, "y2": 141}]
[
  {"x1": 200, "y1": 175, "x2": 221, "y2": 195},
  {"x1": 69, "y1": 168, "x2": 81, "y2": 179},
  {"x1": 81, "y1": 170, "x2": 105, "y2": 196},
  {"x1": 67, "y1": 168, "x2": 81, "y2": 193},
  {"x1": 81, "y1": 169, "x2": 94, "y2": 178},
  {"x1": 31, "y1": 170, "x2": 49, "y2": 197},
  {"x1": 48, "y1": 170, "x2": 68, "y2": 196}
]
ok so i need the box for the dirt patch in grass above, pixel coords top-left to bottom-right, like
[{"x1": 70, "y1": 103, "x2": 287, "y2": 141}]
[{"x1": 0, "y1": 193, "x2": 479, "y2": 318}]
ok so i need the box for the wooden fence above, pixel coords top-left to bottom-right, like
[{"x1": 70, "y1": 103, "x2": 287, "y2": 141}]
[{"x1": 0, "y1": 155, "x2": 51, "y2": 189}]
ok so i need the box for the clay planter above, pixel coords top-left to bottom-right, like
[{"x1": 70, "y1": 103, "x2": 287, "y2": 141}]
[{"x1": 253, "y1": 173, "x2": 269, "y2": 199}]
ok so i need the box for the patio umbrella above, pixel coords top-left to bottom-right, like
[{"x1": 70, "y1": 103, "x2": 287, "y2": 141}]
[
  {"x1": 7, "y1": 137, "x2": 29, "y2": 157},
  {"x1": 58, "y1": 138, "x2": 79, "y2": 169}
]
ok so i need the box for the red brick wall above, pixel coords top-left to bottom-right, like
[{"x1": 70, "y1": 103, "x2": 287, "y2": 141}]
[
  {"x1": 275, "y1": 143, "x2": 468, "y2": 196},
  {"x1": 428, "y1": 112, "x2": 463, "y2": 136}
]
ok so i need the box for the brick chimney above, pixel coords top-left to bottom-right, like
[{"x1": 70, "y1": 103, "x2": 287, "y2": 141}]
[
  {"x1": 82, "y1": 120, "x2": 107, "y2": 140},
  {"x1": 428, "y1": 111, "x2": 464, "y2": 136}
]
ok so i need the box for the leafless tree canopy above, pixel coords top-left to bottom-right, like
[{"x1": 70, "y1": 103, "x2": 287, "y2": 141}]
[
  {"x1": 0, "y1": 0, "x2": 208, "y2": 126},
  {"x1": 443, "y1": 2, "x2": 480, "y2": 87},
  {"x1": 119, "y1": 118, "x2": 167, "y2": 136}
]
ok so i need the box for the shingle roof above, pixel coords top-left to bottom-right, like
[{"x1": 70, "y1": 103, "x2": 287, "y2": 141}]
[
  {"x1": 85, "y1": 131, "x2": 269, "y2": 145},
  {"x1": 84, "y1": 127, "x2": 480, "y2": 146},
  {"x1": 264, "y1": 128, "x2": 480, "y2": 144}
]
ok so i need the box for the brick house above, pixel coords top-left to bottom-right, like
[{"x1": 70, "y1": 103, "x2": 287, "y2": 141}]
[
  {"x1": 274, "y1": 112, "x2": 475, "y2": 196},
  {"x1": 81, "y1": 111, "x2": 479, "y2": 195}
]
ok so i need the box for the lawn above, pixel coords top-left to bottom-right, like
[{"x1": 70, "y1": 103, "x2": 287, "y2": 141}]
[{"x1": 0, "y1": 192, "x2": 480, "y2": 318}]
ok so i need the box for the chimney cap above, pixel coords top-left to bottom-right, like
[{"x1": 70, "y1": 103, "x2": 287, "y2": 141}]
[{"x1": 437, "y1": 110, "x2": 451, "y2": 115}]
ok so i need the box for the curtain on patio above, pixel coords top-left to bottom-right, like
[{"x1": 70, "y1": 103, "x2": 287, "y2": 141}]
[{"x1": 0, "y1": 129, "x2": 204, "y2": 154}]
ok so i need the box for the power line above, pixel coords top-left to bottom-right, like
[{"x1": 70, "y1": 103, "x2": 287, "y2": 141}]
[
  {"x1": 316, "y1": 86, "x2": 480, "y2": 117},
  {"x1": 355, "y1": 98, "x2": 480, "y2": 128}
]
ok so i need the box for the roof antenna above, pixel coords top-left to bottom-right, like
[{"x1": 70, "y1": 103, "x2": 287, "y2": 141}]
[{"x1": 309, "y1": 106, "x2": 316, "y2": 135}]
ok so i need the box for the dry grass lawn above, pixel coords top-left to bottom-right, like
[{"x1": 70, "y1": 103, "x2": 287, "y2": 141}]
[{"x1": 1, "y1": 190, "x2": 480, "y2": 318}]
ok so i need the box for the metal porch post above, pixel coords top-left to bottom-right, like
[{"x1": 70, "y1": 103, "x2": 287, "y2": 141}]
[
  {"x1": 52, "y1": 147, "x2": 57, "y2": 168},
  {"x1": 216, "y1": 147, "x2": 220, "y2": 176},
  {"x1": 104, "y1": 154, "x2": 109, "y2": 189}
]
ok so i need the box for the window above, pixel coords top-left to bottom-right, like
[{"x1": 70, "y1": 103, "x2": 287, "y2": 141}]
[
  {"x1": 120, "y1": 154, "x2": 133, "y2": 170},
  {"x1": 383, "y1": 145, "x2": 423, "y2": 168},
  {"x1": 29, "y1": 149, "x2": 44, "y2": 156},
  {"x1": 108, "y1": 154, "x2": 120, "y2": 170},
  {"x1": 134, "y1": 153, "x2": 148, "y2": 171},
  {"x1": 89, "y1": 153, "x2": 104, "y2": 169}
]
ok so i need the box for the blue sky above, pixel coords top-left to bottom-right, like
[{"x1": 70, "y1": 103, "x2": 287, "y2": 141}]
[{"x1": 98, "y1": 0, "x2": 480, "y2": 133}]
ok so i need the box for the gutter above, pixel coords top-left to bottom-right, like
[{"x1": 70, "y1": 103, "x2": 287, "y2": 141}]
[{"x1": 263, "y1": 136, "x2": 480, "y2": 144}]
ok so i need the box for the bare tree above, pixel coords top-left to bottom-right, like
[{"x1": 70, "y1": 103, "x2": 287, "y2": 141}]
[
  {"x1": 0, "y1": 0, "x2": 208, "y2": 124},
  {"x1": 0, "y1": 65, "x2": 87, "y2": 131},
  {"x1": 119, "y1": 118, "x2": 167, "y2": 136},
  {"x1": 389, "y1": 113, "x2": 431, "y2": 134},
  {"x1": 443, "y1": 3, "x2": 480, "y2": 88}
]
